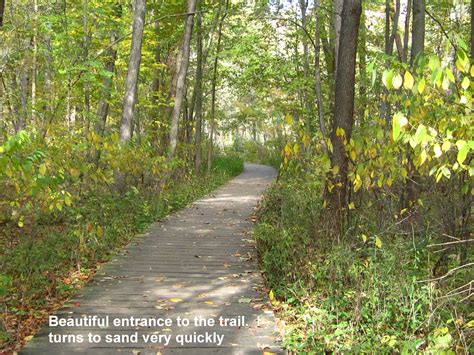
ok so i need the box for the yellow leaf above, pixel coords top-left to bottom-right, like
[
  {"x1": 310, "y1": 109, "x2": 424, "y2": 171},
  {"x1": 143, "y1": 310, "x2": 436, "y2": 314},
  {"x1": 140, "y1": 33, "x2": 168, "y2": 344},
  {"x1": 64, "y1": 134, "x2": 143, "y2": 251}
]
[
  {"x1": 461, "y1": 77, "x2": 470, "y2": 90},
  {"x1": 269, "y1": 290, "x2": 274, "y2": 301},
  {"x1": 169, "y1": 298, "x2": 182, "y2": 303},
  {"x1": 64, "y1": 195, "x2": 72, "y2": 206},
  {"x1": 363, "y1": 259, "x2": 369, "y2": 268},
  {"x1": 442, "y1": 141, "x2": 451, "y2": 152},
  {"x1": 204, "y1": 301, "x2": 214, "y2": 305},
  {"x1": 392, "y1": 73, "x2": 403, "y2": 89},
  {"x1": 361, "y1": 234, "x2": 367, "y2": 243},
  {"x1": 348, "y1": 202, "x2": 355, "y2": 210},
  {"x1": 18, "y1": 221, "x2": 24, "y2": 228},
  {"x1": 96, "y1": 226, "x2": 104, "y2": 238},
  {"x1": 350, "y1": 149, "x2": 357, "y2": 161},
  {"x1": 375, "y1": 237, "x2": 382, "y2": 249},
  {"x1": 404, "y1": 71, "x2": 414, "y2": 90},
  {"x1": 0, "y1": 146, "x2": 4, "y2": 153},
  {"x1": 285, "y1": 113, "x2": 293, "y2": 125},
  {"x1": 417, "y1": 78, "x2": 426, "y2": 94}
]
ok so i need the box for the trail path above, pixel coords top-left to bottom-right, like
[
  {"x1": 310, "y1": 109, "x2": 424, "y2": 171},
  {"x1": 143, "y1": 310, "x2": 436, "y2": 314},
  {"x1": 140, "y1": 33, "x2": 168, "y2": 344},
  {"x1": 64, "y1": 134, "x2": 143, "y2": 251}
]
[{"x1": 22, "y1": 164, "x2": 284, "y2": 354}]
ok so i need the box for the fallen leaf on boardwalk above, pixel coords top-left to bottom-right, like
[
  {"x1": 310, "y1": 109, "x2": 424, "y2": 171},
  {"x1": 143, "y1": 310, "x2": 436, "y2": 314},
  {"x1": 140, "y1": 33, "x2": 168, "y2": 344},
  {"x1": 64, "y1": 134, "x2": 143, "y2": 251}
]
[
  {"x1": 155, "y1": 277, "x2": 166, "y2": 283},
  {"x1": 204, "y1": 301, "x2": 214, "y2": 305},
  {"x1": 24, "y1": 335, "x2": 34, "y2": 342},
  {"x1": 233, "y1": 251, "x2": 241, "y2": 257},
  {"x1": 238, "y1": 297, "x2": 252, "y2": 304},
  {"x1": 223, "y1": 262, "x2": 231, "y2": 269},
  {"x1": 257, "y1": 343, "x2": 270, "y2": 350},
  {"x1": 173, "y1": 283, "x2": 184, "y2": 288},
  {"x1": 194, "y1": 255, "x2": 201, "y2": 258},
  {"x1": 169, "y1": 298, "x2": 182, "y2": 303},
  {"x1": 74, "y1": 302, "x2": 80, "y2": 307}
]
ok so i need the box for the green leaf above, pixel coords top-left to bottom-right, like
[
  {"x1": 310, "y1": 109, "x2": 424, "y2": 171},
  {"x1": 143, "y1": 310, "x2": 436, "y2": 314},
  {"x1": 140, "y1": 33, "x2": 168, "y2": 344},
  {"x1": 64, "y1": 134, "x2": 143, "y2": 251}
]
[
  {"x1": 446, "y1": 68, "x2": 455, "y2": 82},
  {"x1": 392, "y1": 113, "x2": 408, "y2": 141},
  {"x1": 414, "y1": 124, "x2": 427, "y2": 145},
  {"x1": 382, "y1": 70, "x2": 393, "y2": 89},
  {"x1": 456, "y1": 140, "x2": 469, "y2": 165}
]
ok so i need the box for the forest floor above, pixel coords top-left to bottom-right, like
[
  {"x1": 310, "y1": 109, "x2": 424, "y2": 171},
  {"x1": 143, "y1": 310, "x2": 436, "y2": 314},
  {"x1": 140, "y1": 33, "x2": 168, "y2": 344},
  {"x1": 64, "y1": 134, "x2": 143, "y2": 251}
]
[{"x1": 20, "y1": 164, "x2": 284, "y2": 354}]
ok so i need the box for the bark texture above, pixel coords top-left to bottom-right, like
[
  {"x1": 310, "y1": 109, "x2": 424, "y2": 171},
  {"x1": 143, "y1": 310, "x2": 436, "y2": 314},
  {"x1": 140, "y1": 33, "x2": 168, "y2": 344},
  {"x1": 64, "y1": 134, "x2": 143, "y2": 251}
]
[{"x1": 120, "y1": 0, "x2": 146, "y2": 143}]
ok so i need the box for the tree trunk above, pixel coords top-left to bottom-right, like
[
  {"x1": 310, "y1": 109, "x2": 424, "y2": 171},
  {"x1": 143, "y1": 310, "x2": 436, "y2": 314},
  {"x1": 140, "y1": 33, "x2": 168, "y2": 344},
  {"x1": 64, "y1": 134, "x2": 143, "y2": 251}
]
[
  {"x1": 120, "y1": 0, "x2": 146, "y2": 143},
  {"x1": 358, "y1": 8, "x2": 367, "y2": 113},
  {"x1": 168, "y1": 0, "x2": 197, "y2": 158},
  {"x1": 82, "y1": 0, "x2": 91, "y2": 138},
  {"x1": 299, "y1": 0, "x2": 312, "y2": 137},
  {"x1": 411, "y1": 0, "x2": 425, "y2": 64},
  {"x1": 325, "y1": 0, "x2": 362, "y2": 231},
  {"x1": 207, "y1": 0, "x2": 228, "y2": 173},
  {"x1": 403, "y1": 0, "x2": 412, "y2": 63},
  {"x1": 31, "y1": 0, "x2": 38, "y2": 123},
  {"x1": 334, "y1": 0, "x2": 344, "y2": 72},
  {"x1": 0, "y1": 0, "x2": 5, "y2": 27},
  {"x1": 471, "y1": 0, "x2": 474, "y2": 59},
  {"x1": 314, "y1": 0, "x2": 327, "y2": 141},
  {"x1": 194, "y1": 11, "x2": 204, "y2": 175},
  {"x1": 96, "y1": 28, "x2": 119, "y2": 136}
]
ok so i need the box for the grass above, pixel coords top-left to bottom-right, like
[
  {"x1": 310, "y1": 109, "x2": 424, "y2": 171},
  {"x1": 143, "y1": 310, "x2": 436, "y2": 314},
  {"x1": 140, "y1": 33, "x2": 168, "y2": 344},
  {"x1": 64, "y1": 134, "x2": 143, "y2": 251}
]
[{"x1": 0, "y1": 155, "x2": 243, "y2": 352}]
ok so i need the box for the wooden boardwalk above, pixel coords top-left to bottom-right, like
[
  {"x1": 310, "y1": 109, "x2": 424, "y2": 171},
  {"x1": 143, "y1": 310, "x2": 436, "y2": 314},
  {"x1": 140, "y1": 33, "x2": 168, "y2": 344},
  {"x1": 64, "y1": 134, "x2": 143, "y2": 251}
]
[{"x1": 22, "y1": 164, "x2": 285, "y2": 354}]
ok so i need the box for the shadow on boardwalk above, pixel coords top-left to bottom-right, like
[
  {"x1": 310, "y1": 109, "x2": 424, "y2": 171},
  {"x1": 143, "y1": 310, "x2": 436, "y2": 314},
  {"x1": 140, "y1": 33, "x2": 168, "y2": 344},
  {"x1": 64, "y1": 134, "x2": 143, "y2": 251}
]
[{"x1": 22, "y1": 164, "x2": 286, "y2": 354}]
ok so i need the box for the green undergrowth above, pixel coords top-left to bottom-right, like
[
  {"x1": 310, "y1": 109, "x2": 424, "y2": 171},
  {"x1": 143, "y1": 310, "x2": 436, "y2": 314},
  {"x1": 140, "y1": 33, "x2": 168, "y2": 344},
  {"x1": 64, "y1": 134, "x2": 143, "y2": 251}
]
[
  {"x1": 0, "y1": 155, "x2": 243, "y2": 348},
  {"x1": 225, "y1": 138, "x2": 282, "y2": 168},
  {"x1": 254, "y1": 170, "x2": 472, "y2": 353}
]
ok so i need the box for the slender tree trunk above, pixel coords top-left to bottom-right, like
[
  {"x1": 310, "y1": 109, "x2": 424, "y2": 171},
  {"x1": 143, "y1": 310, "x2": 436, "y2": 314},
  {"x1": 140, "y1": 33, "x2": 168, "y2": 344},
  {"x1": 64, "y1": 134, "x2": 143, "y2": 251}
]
[
  {"x1": 96, "y1": 29, "x2": 119, "y2": 136},
  {"x1": 471, "y1": 0, "x2": 474, "y2": 59},
  {"x1": 411, "y1": 0, "x2": 425, "y2": 64},
  {"x1": 207, "y1": 0, "x2": 228, "y2": 173},
  {"x1": 120, "y1": 0, "x2": 146, "y2": 143},
  {"x1": 31, "y1": 0, "x2": 38, "y2": 123},
  {"x1": 82, "y1": 0, "x2": 91, "y2": 138},
  {"x1": 334, "y1": 0, "x2": 344, "y2": 72},
  {"x1": 325, "y1": 0, "x2": 362, "y2": 232},
  {"x1": 0, "y1": 0, "x2": 5, "y2": 27},
  {"x1": 358, "y1": 8, "x2": 367, "y2": 114},
  {"x1": 314, "y1": 0, "x2": 327, "y2": 141},
  {"x1": 168, "y1": 0, "x2": 197, "y2": 158},
  {"x1": 299, "y1": 0, "x2": 312, "y2": 137},
  {"x1": 403, "y1": 0, "x2": 412, "y2": 63},
  {"x1": 194, "y1": 10, "x2": 204, "y2": 175}
]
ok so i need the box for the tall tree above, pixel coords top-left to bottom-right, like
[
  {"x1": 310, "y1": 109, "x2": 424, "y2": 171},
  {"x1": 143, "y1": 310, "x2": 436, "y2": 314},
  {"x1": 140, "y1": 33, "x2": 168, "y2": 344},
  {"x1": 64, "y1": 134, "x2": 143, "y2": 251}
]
[
  {"x1": 0, "y1": 0, "x2": 4, "y2": 27},
  {"x1": 96, "y1": 3, "x2": 121, "y2": 137},
  {"x1": 120, "y1": 0, "x2": 146, "y2": 143},
  {"x1": 314, "y1": 0, "x2": 327, "y2": 140},
  {"x1": 193, "y1": 10, "x2": 204, "y2": 175},
  {"x1": 326, "y1": 0, "x2": 362, "y2": 228},
  {"x1": 168, "y1": 0, "x2": 197, "y2": 157},
  {"x1": 471, "y1": 0, "x2": 474, "y2": 59},
  {"x1": 411, "y1": 0, "x2": 425, "y2": 64},
  {"x1": 207, "y1": 0, "x2": 228, "y2": 173}
]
